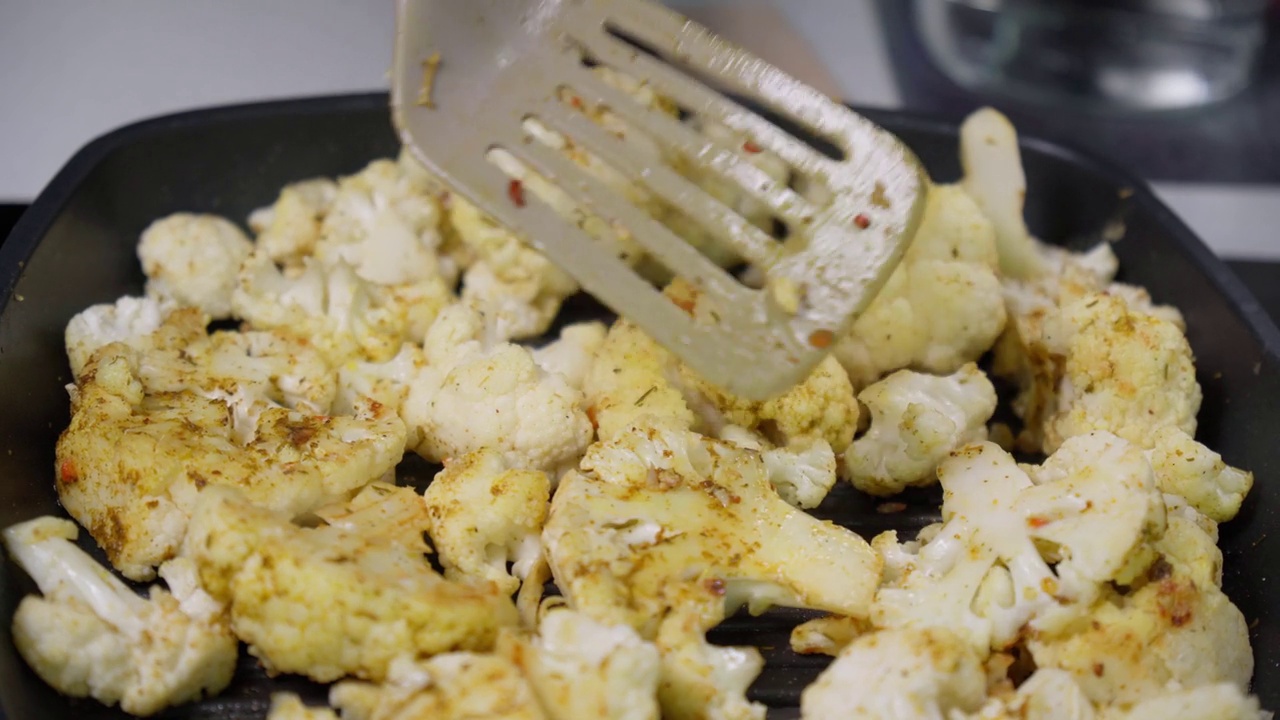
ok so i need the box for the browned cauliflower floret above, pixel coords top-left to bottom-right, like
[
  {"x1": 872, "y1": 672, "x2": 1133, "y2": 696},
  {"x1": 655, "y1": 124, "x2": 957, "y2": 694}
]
[
  {"x1": 423, "y1": 448, "x2": 551, "y2": 595},
  {"x1": 182, "y1": 484, "x2": 519, "y2": 683},
  {"x1": 585, "y1": 283, "x2": 859, "y2": 456},
  {"x1": 544, "y1": 418, "x2": 881, "y2": 719},
  {"x1": 55, "y1": 345, "x2": 406, "y2": 580},
  {"x1": 1027, "y1": 492, "x2": 1252, "y2": 706},
  {"x1": 328, "y1": 653, "x2": 548, "y2": 720}
]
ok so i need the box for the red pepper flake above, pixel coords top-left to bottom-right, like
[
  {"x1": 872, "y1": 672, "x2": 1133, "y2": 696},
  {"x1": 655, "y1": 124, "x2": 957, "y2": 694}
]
[
  {"x1": 570, "y1": 95, "x2": 585, "y2": 110},
  {"x1": 1028, "y1": 516, "x2": 1050, "y2": 528},
  {"x1": 586, "y1": 405, "x2": 600, "y2": 431},
  {"x1": 854, "y1": 213, "x2": 871, "y2": 229},
  {"x1": 508, "y1": 179, "x2": 525, "y2": 207},
  {"x1": 742, "y1": 140, "x2": 762, "y2": 154},
  {"x1": 808, "y1": 329, "x2": 834, "y2": 348},
  {"x1": 58, "y1": 459, "x2": 78, "y2": 484},
  {"x1": 705, "y1": 578, "x2": 727, "y2": 596}
]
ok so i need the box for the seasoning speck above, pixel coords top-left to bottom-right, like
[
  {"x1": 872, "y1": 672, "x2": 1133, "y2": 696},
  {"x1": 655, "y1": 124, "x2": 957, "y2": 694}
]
[
  {"x1": 508, "y1": 179, "x2": 526, "y2": 207},
  {"x1": 808, "y1": 329, "x2": 834, "y2": 348}
]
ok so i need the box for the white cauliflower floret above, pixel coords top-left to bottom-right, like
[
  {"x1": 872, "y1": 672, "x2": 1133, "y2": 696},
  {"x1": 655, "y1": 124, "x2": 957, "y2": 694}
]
[
  {"x1": 532, "y1": 321, "x2": 607, "y2": 391},
  {"x1": 65, "y1": 295, "x2": 169, "y2": 378},
  {"x1": 871, "y1": 434, "x2": 1166, "y2": 652},
  {"x1": 328, "y1": 652, "x2": 547, "y2": 720},
  {"x1": 1147, "y1": 426, "x2": 1254, "y2": 522},
  {"x1": 760, "y1": 437, "x2": 838, "y2": 509},
  {"x1": 182, "y1": 484, "x2": 519, "y2": 683},
  {"x1": 833, "y1": 183, "x2": 1006, "y2": 386},
  {"x1": 544, "y1": 419, "x2": 881, "y2": 720},
  {"x1": 844, "y1": 363, "x2": 997, "y2": 496},
  {"x1": 423, "y1": 448, "x2": 551, "y2": 595},
  {"x1": 317, "y1": 158, "x2": 459, "y2": 287},
  {"x1": 3, "y1": 517, "x2": 236, "y2": 716},
  {"x1": 137, "y1": 213, "x2": 253, "y2": 319},
  {"x1": 451, "y1": 197, "x2": 579, "y2": 341},
  {"x1": 56, "y1": 344, "x2": 406, "y2": 580},
  {"x1": 267, "y1": 693, "x2": 340, "y2": 720},
  {"x1": 232, "y1": 252, "x2": 412, "y2": 365},
  {"x1": 515, "y1": 608, "x2": 661, "y2": 720},
  {"x1": 967, "y1": 669, "x2": 1096, "y2": 720},
  {"x1": 958, "y1": 107, "x2": 1045, "y2": 280},
  {"x1": 248, "y1": 177, "x2": 338, "y2": 267},
  {"x1": 800, "y1": 627, "x2": 987, "y2": 720},
  {"x1": 1097, "y1": 683, "x2": 1266, "y2": 720},
  {"x1": 404, "y1": 304, "x2": 593, "y2": 475}
]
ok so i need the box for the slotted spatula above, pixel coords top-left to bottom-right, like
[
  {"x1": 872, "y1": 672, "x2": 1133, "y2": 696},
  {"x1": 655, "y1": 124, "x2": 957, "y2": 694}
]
[{"x1": 391, "y1": 0, "x2": 927, "y2": 400}]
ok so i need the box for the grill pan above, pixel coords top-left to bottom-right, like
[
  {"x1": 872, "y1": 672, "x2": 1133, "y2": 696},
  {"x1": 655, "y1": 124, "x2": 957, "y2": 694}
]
[{"x1": 0, "y1": 93, "x2": 1275, "y2": 718}]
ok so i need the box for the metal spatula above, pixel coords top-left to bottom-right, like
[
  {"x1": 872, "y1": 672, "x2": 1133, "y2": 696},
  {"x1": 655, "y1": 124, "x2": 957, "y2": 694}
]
[{"x1": 391, "y1": 0, "x2": 927, "y2": 400}]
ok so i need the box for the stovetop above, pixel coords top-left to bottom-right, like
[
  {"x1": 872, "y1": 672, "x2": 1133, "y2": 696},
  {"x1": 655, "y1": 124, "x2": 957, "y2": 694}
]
[{"x1": 1, "y1": 202, "x2": 1277, "y2": 325}]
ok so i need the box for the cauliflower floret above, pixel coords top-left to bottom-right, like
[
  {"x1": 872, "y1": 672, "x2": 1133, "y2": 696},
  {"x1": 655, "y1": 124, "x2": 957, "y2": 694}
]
[
  {"x1": 127, "y1": 309, "x2": 337, "y2": 439},
  {"x1": 544, "y1": 418, "x2": 881, "y2": 719},
  {"x1": 1027, "y1": 512, "x2": 1252, "y2": 705},
  {"x1": 993, "y1": 242, "x2": 1209, "y2": 467},
  {"x1": 137, "y1": 213, "x2": 253, "y2": 319},
  {"x1": 531, "y1": 321, "x2": 607, "y2": 391},
  {"x1": 759, "y1": 437, "x2": 838, "y2": 509},
  {"x1": 958, "y1": 107, "x2": 1046, "y2": 280},
  {"x1": 317, "y1": 158, "x2": 459, "y2": 287},
  {"x1": 403, "y1": 304, "x2": 593, "y2": 475},
  {"x1": 582, "y1": 319, "x2": 697, "y2": 441},
  {"x1": 56, "y1": 344, "x2": 406, "y2": 580},
  {"x1": 547, "y1": 419, "x2": 882, "y2": 630},
  {"x1": 799, "y1": 627, "x2": 987, "y2": 720},
  {"x1": 1147, "y1": 426, "x2": 1254, "y2": 522},
  {"x1": 65, "y1": 295, "x2": 170, "y2": 378},
  {"x1": 844, "y1": 363, "x2": 997, "y2": 496},
  {"x1": 182, "y1": 484, "x2": 519, "y2": 682},
  {"x1": 789, "y1": 615, "x2": 870, "y2": 656},
  {"x1": 514, "y1": 608, "x2": 662, "y2": 720},
  {"x1": 3, "y1": 517, "x2": 236, "y2": 716},
  {"x1": 451, "y1": 197, "x2": 579, "y2": 341},
  {"x1": 654, "y1": 604, "x2": 767, "y2": 720},
  {"x1": 1047, "y1": 292, "x2": 1201, "y2": 451},
  {"x1": 333, "y1": 343, "x2": 429, "y2": 428},
  {"x1": 585, "y1": 303, "x2": 859, "y2": 451},
  {"x1": 967, "y1": 669, "x2": 1096, "y2": 720},
  {"x1": 833, "y1": 183, "x2": 1007, "y2": 386},
  {"x1": 267, "y1": 693, "x2": 340, "y2": 720},
  {"x1": 871, "y1": 434, "x2": 1166, "y2": 652},
  {"x1": 328, "y1": 652, "x2": 547, "y2": 720},
  {"x1": 1096, "y1": 683, "x2": 1266, "y2": 720},
  {"x1": 423, "y1": 448, "x2": 551, "y2": 595},
  {"x1": 248, "y1": 178, "x2": 338, "y2": 267},
  {"x1": 232, "y1": 252, "x2": 413, "y2": 365}
]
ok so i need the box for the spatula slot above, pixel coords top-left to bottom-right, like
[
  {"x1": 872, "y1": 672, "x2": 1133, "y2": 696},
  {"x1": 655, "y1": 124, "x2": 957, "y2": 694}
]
[{"x1": 597, "y1": 21, "x2": 848, "y2": 165}]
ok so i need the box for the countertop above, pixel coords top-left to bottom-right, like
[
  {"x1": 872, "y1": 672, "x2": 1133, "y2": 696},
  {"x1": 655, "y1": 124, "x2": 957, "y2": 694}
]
[{"x1": 2, "y1": 0, "x2": 1279, "y2": 259}]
